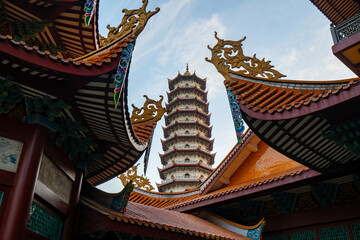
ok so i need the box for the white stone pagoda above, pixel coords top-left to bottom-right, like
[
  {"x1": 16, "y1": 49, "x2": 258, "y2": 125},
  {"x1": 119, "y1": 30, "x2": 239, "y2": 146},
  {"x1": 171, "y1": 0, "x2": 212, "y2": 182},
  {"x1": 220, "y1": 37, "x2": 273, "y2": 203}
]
[{"x1": 157, "y1": 65, "x2": 215, "y2": 192}]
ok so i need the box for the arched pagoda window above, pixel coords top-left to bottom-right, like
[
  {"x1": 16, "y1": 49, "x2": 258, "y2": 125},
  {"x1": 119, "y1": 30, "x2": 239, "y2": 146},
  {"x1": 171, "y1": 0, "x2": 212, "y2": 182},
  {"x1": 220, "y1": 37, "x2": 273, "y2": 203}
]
[
  {"x1": 184, "y1": 173, "x2": 190, "y2": 178},
  {"x1": 184, "y1": 158, "x2": 190, "y2": 163},
  {"x1": 185, "y1": 118, "x2": 189, "y2": 121},
  {"x1": 185, "y1": 83, "x2": 189, "y2": 87},
  {"x1": 185, "y1": 130, "x2": 189, "y2": 134},
  {"x1": 185, "y1": 144, "x2": 190, "y2": 148}
]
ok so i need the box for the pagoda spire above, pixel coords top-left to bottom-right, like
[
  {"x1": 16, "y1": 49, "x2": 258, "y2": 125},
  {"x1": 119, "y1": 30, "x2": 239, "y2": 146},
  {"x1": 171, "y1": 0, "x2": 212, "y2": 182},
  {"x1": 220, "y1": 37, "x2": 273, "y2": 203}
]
[{"x1": 184, "y1": 63, "x2": 191, "y2": 76}]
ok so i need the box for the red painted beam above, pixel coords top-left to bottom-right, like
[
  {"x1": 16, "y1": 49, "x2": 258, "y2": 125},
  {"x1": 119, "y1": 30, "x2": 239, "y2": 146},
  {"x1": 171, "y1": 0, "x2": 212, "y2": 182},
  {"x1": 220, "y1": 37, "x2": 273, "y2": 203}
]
[
  {"x1": 0, "y1": 125, "x2": 47, "y2": 240},
  {"x1": 331, "y1": 30, "x2": 360, "y2": 76}
]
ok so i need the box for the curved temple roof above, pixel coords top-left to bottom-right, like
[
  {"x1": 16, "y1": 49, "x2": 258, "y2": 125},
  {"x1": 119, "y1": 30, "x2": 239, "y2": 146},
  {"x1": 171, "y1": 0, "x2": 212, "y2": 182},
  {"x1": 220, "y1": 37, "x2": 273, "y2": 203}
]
[
  {"x1": 0, "y1": 0, "x2": 99, "y2": 59},
  {"x1": 206, "y1": 32, "x2": 360, "y2": 173},
  {"x1": 0, "y1": 1, "x2": 162, "y2": 185},
  {"x1": 127, "y1": 130, "x2": 315, "y2": 214},
  {"x1": 78, "y1": 183, "x2": 248, "y2": 240},
  {"x1": 224, "y1": 73, "x2": 360, "y2": 173}
]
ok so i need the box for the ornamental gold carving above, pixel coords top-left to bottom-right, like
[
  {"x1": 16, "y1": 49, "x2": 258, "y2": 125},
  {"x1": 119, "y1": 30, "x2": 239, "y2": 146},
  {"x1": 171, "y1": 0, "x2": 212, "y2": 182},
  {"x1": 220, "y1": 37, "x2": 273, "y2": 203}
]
[
  {"x1": 131, "y1": 95, "x2": 170, "y2": 124},
  {"x1": 206, "y1": 32, "x2": 286, "y2": 80},
  {"x1": 118, "y1": 163, "x2": 154, "y2": 191},
  {"x1": 100, "y1": 0, "x2": 160, "y2": 46}
]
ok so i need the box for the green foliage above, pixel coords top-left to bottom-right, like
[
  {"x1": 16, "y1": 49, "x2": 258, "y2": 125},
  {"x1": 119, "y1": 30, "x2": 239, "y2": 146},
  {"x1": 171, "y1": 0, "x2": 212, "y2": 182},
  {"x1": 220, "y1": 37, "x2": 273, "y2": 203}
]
[
  {"x1": 0, "y1": 77, "x2": 22, "y2": 114},
  {"x1": 0, "y1": 3, "x2": 67, "y2": 55},
  {"x1": 25, "y1": 96, "x2": 70, "y2": 121},
  {"x1": 51, "y1": 117, "x2": 101, "y2": 164},
  {"x1": 8, "y1": 19, "x2": 67, "y2": 54},
  {"x1": 25, "y1": 95, "x2": 101, "y2": 164},
  {"x1": 9, "y1": 18, "x2": 51, "y2": 41}
]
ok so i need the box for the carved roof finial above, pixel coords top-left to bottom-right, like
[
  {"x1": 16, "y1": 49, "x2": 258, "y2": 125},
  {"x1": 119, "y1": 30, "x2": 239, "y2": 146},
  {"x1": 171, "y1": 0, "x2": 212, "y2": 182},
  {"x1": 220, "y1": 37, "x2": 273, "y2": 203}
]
[
  {"x1": 118, "y1": 163, "x2": 154, "y2": 191},
  {"x1": 131, "y1": 95, "x2": 169, "y2": 124},
  {"x1": 99, "y1": 0, "x2": 160, "y2": 47},
  {"x1": 206, "y1": 31, "x2": 286, "y2": 80}
]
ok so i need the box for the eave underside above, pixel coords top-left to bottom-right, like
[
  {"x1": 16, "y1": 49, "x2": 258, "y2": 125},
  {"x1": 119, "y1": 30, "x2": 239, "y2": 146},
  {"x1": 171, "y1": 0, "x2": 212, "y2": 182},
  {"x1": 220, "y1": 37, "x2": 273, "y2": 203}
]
[
  {"x1": 0, "y1": 35, "x2": 149, "y2": 186},
  {"x1": 1, "y1": 0, "x2": 98, "y2": 58},
  {"x1": 243, "y1": 112, "x2": 360, "y2": 173},
  {"x1": 310, "y1": 0, "x2": 360, "y2": 25}
]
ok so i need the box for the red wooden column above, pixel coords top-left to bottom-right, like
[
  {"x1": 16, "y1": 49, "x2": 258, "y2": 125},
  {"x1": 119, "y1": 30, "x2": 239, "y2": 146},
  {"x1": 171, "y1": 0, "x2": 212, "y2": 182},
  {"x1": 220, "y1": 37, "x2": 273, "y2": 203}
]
[
  {"x1": 61, "y1": 169, "x2": 84, "y2": 240},
  {"x1": 0, "y1": 125, "x2": 47, "y2": 240}
]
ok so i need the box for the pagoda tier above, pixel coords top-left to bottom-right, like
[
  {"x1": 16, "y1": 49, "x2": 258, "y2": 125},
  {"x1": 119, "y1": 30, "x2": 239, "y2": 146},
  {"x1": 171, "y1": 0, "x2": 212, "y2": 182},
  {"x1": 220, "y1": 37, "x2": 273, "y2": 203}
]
[
  {"x1": 159, "y1": 147, "x2": 215, "y2": 165},
  {"x1": 158, "y1": 161, "x2": 213, "y2": 180},
  {"x1": 166, "y1": 97, "x2": 209, "y2": 113},
  {"x1": 163, "y1": 120, "x2": 212, "y2": 138},
  {"x1": 164, "y1": 109, "x2": 211, "y2": 125},
  {"x1": 156, "y1": 178, "x2": 203, "y2": 193},
  {"x1": 161, "y1": 133, "x2": 214, "y2": 152},
  {"x1": 167, "y1": 86, "x2": 208, "y2": 102},
  {"x1": 158, "y1": 68, "x2": 214, "y2": 192},
  {"x1": 168, "y1": 73, "x2": 206, "y2": 91}
]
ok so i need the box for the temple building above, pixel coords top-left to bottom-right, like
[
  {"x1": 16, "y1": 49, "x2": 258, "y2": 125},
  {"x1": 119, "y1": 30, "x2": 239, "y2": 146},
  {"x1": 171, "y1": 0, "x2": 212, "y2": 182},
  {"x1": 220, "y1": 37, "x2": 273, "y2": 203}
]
[
  {"x1": 0, "y1": 1, "x2": 251, "y2": 240},
  {"x1": 126, "y1": 2, "x2": 360, "y2": 238},
  {"x1": 157, "y1": 66, "x2": 215, "y2": 192},
  {"x1": 310, "y1": 0, "x2": 360, "y2": 76},
  {"x1": 1, "y1": 0, "x2": 360, "y2": 239}
]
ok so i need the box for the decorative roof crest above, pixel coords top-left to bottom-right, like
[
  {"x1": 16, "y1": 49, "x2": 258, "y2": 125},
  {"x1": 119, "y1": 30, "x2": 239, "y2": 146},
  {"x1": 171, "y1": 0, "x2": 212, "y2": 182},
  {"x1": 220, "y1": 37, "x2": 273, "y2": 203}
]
[
  {"x1": 205, "y1": 32, "x2": 286, "y2": 80},
  {"x1": 100, "y1": 0, "x2": 160, "y2": 46},
  {"x1": 131, "y1": 95, "x2": 170, "y2": 124},
  {"x1": 118, "y1": 163, "x2": 154, "y2": 191}
]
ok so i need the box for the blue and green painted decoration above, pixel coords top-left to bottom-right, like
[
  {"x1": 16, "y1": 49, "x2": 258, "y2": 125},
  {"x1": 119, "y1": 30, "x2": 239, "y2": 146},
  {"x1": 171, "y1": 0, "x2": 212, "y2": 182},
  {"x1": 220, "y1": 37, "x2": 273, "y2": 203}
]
[
  {"x1": 246, "y1": 219, "x2": 265, "y2": 240},
  {"x1": 84, "y1": 0, "x2": 97, "y2": 26},
  {"x1": 114, "y1": 43, "x2": 134, "y2": 108},
  {"x1": 227, "y1": 88, "x2": 245, "y2": 144},
  {"x1": 111, "y1": 181, "x2": 134, "y2": 214},
  {"x1": 0, "y1": 191, "x2": 4, "y2": 207},
  {"x1": 27, "y1": 202, "x2": 63, "y2": 240},
  {"x1": 143, "y1": 134, "x2": 153, "y2": 175}
]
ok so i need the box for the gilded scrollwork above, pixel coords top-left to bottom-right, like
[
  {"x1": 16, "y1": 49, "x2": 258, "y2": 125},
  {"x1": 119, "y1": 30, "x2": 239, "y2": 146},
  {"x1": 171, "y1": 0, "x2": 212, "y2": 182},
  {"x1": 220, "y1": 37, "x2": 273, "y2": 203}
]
[
  {"x1": 205, "y1": 31, "x2": 286, "y2": 80},
  {"x1": 100, "y1": 0, "x2": 160, "y2": 46},
  {"x1": 131, "y1": 95, "x2": 170, "y2": 124},
  {"x1": 118, "y1": 163, "x2": 154, "y2": 191}
]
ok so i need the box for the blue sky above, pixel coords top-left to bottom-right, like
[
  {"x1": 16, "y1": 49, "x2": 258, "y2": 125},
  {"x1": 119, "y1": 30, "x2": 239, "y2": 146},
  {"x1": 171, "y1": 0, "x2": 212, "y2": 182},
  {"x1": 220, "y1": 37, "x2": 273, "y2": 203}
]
[{"x1": 97, "y1": 0, "x2": 355, "y2": 192}]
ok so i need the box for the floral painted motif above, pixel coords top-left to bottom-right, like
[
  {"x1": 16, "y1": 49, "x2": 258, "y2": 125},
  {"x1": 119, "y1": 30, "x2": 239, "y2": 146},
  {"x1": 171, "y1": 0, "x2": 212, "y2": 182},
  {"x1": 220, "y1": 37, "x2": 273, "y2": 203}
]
[
  {"x1": 84, "y1": 0, "x2": 97, "y2": 26},
  {"x1": 113, "y1": 43, "x2": 134, "y2": 108}
]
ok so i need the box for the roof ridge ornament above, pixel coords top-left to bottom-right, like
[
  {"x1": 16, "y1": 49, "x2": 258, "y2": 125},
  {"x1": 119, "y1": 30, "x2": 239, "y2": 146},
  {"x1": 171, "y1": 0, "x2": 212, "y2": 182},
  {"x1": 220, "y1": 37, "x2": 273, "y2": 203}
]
[
  {"x1": 118, "y1": 163, "x2": 154, "y2": 191},
  {"x1": 206, "y1": 32, "x2": 286, "y2": 80},
  {"x1": 131, "y1": 95, "x2": 170, "y2": 124},
  {"x1": 99, "y1": 0, "x2": 160, "y2": 46}
]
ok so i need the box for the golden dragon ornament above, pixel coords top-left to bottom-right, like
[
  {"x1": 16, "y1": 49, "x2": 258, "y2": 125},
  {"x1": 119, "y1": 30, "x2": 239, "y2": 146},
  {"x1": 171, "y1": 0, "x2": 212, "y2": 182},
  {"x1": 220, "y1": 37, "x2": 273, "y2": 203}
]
[{"x1": 206, "y1": 32, "x2": 286, "y2": 80}]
